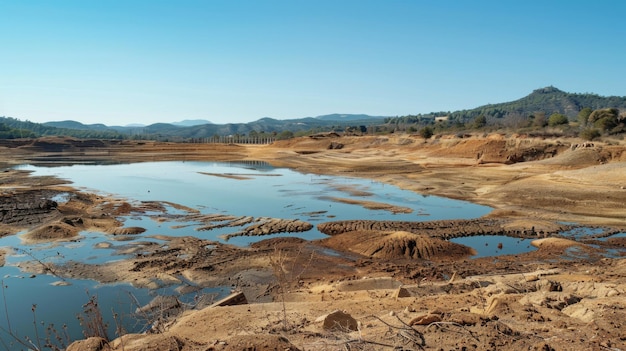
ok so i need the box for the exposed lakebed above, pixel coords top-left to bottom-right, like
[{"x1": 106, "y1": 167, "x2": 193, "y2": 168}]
[{"x1": 0, "y1": 160, "x2": 519, "y2": 347}]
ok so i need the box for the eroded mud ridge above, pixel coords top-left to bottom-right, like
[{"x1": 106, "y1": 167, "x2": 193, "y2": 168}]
[
  {"x1": 0, "y1": 189, "x2": 59, "y2": 226},
  {"x1": 317, "y1": 218, "x2": 564, "y2": 239},
  {"x1": 165, "y1": 212, "x2": 314, "y2": 240}
]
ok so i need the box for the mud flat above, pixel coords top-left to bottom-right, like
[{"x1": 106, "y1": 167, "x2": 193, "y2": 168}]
[
  {"x1": 0, "y1": 135, "x2": 625, "y2": 350},
  {"x1": 320, "y1": 196, "x2": 414, "y2": 214}
]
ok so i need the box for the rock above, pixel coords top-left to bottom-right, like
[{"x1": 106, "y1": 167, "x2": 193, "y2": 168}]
[
  {"x1": 536, "y1": 279, "x2": 562, "y2": 292},
  {"x1": 409, "y1": 313, "x2": 441, "y2": 326},
  {"x1": 328, "y1": 141, "x2": 344, "y2": 149},
  {"x1": 336, "y1": 277, "x2": 402, "y2": 292},
  {"x1": 483, "y1": 282, "x2": 518, "y2": 295},
  {"x1": 320, "y1": 310, "x2": 358, "y2": 331},
  {"x1": 66, "y1": 337, "x2": 110, "y2": 351},
  {"x1": 110, "y1": 334, "x2": 186, "y2": 351},
  {"x1": 135, "y1": 295, "x2": 181, "y2": 314},
  {"x1": 519, "y1": 292, "x2": 581, "y2": 310},
  {"x1": 394, "y1": 286, "x2": 412, "y2": 299},
  {"x1": 221, "y1": 334, "x2": 301, "y2": 351},
  {"x1": 606, "y1": 289, "x2": 620, "y2": 297},
  {"x1": 210, "y1": 291, "x2": 248, "y2": 307},
  {"x1": 532, "y1": 342, "x2": 555, "y2": 351},
  {"x1": 525, "y1": 274, "x2": 540, "y2": 282},
  {"x1": 447, "y1": 312, "x2": 481, "y2": 326},
  {"x1": 0, "y1": 190, "x2": 58, "y2": 225}
]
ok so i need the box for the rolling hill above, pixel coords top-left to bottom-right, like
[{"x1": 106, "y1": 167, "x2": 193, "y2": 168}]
[
  {"x1": 447, "y1": 86, "x2": 626, "y2": 121},
  {"x1": 1, "y1": 88, "x2": 624, "y2": 140}
]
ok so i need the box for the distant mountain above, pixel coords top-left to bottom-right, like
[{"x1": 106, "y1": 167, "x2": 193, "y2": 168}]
[
  {"x1": 43, "y1": 120, "x2": 111, "y2": 131},
  {"x1": 448, "y1": 86, "x2": 626, "y2": 121},
  {"x1": 171, "y1": 119, "x2": 212, "y2": 127},
  {"x1": 2, "y1": 117, "x2": 124, "y2": 139},
  {"x1": 5, "y1": 87, "x2": 625, "y2": 141},
  {"x1": 314, "y1": 114, "x2": 389, "y2": 121}
]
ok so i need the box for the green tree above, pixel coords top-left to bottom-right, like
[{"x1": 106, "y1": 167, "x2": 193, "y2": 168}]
[
  {"x1": 579, "y1": 128, "x2": 601, "y2": 141},
  {"x1": 531, "y1": 112, "x2": 547, "y2": 127},
  {"x1": 577, "y1": 107, "x2": 592, "y2": 126},
  {"x1": 472, "y1": 115, "x2": 487, "y2": 129},
  {"x1": 588, "y1": 108, "x2": 619, "y2": 131},
  {"x1": 276, "y1": 130, "x2": 294, "y2": 140},
  {"x1": 419, "y1": 126, "x2": 433, "y2": 139},
  {"x1": 548, "y1": 113, "x2": 569, "y2": 126}
]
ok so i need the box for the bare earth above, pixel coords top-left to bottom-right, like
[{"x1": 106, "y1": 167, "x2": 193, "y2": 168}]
[{"x1": 0, "y1": 134, "x2": 625, "y2": 351}]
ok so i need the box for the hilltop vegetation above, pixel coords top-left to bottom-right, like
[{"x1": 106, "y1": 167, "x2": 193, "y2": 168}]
[
  {"x1": 1, "y1": 87, "x2": 625, "y2": 141},
  {"x1": 386, "y1": 87, "x2": 626, "y2": 140}
]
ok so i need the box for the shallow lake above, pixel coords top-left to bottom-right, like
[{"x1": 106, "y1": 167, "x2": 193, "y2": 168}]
[{"x1": 1, "y1": 160, "x2": 499, "y2": 348}]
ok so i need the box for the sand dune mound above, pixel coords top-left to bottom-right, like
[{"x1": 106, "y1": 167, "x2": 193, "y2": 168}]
[
  {"x1": 22, "y1": 221, "x2": 80, "y2": 243},
  {"x1": 320, "y1": 230, "x2": 475, "y2": 260},
  {"x1": 536, "y1": 146, "x2": 622, "y2": 168}
]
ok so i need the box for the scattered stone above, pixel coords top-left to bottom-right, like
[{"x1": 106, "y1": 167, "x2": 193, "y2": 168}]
[
  {"x1": 66, "y1": 337, "x2": 110, "y2": 351},
  {"x1": 336, "y1": 277, "x2": 402, "y2": 292},
  {"x1": 394, "y1": 286, "x2": 412, "y2": 299},
  {"x1": 409, "y1": 313, "x2": 441, "y2": 326},
  {"x1": 447, "y1": 312, "x2": 481, "y2": 326},
  {"x1": 210, "y1": 291, "x2": 248, "y2": 307},
  {"x1": 220, "y1": 334, "x2": 301, "y2": 351},
  {"x1": 536, "y1": 279, "x2": 562, "y2": 292},
  {"x1": 135, "y1": 295, "x2": 181, "y2": 315},
  {"x1": 320, "y1": 310, "x2": 358, "y2": 331},
  {"x1": 94, "y1": 242, "x2": 112, "y2": 249},
  {"x1": 519, "y1": 292, "x2": 581, "y2": 311},
  {"x1": 525, "y1": 274, "x2": 540, "y2": 282}
]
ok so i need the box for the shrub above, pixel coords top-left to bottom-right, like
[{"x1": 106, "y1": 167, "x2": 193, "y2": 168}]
[
  {"x1": 548, "y1": 113, "x2": 569, "y2": 127},
  {"x1": 579, "y1": 128, "x2": 601, "y2": 141},
  {"x1": 588, "y1": 108, "x2": 619, "y2": 131},
  {"x1": 419, "y1": 126, "x2": 434, "y2": 139}
]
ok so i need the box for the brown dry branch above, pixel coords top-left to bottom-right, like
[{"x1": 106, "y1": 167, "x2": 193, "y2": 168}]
[
  {"x1": 0, "y1": 281, "x2": 50, "y2": 351},
  {"x1": 15, "y1": 248, "x2": 66, "y2": 282},
  {"x1": 268, "y1": 244, "x2": 315, "y2": 332},
  {"x1": 367, "y1": 314, "x2": 425, "y2": 350},
  {"x1": 77, "y1": 291, "x2": 109, "y2": 341}
]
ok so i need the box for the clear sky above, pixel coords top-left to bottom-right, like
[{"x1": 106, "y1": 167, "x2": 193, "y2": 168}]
[{"x1": 1, "y1": 0, "x2": 625, "y2": 126}]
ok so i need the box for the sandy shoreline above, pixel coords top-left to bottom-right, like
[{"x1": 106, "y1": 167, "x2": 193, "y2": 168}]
[{"x1": 1, "y1": 134, "x2": 625, "y2": 350}]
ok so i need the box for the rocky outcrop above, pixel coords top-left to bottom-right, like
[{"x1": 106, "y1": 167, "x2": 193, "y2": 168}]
[
  {"x1": 0, "y1": 190, "x2": 58, "y2": 225},
  {"x1": 317, "y1": 219, "x2": 557, "y2": 240},
  {"x1": 221, "y1": 218, "x2": 313, "y2": 240},
  {"x1": 318, "y1": 310, "x2": 358, "y2": 331},
  {"x1": 320, "y1": 230, "x2": 475, "y2": 260}
]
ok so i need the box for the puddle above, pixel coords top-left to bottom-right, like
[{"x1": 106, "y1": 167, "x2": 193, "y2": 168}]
[
  {"x1": 559, "y1": 226, "x2": 605, "y2": 240},
  {"x1": 450, "y1": 235, "x2": 537, "y2": 258}
]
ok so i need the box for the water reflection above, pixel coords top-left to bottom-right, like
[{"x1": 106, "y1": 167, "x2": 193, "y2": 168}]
[
  {"x1": 2, "y1": 161, "x2": 494, "y2": 349},
  {"x1": 450, "y1": 235, "x2": 536, "y2": 258}
]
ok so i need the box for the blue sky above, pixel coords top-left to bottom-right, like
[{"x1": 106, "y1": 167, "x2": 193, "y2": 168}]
[{"x1": 1, "y1": 0, "x2": 625, "y2": 126}]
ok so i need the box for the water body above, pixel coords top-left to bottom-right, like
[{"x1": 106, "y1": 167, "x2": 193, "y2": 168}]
[
  {"x1": 2, "y1": 160, "x2": 495, "y2": 348},
  {"x1": 450, "y1": 235, "x2": 536, "y2": 258}
]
